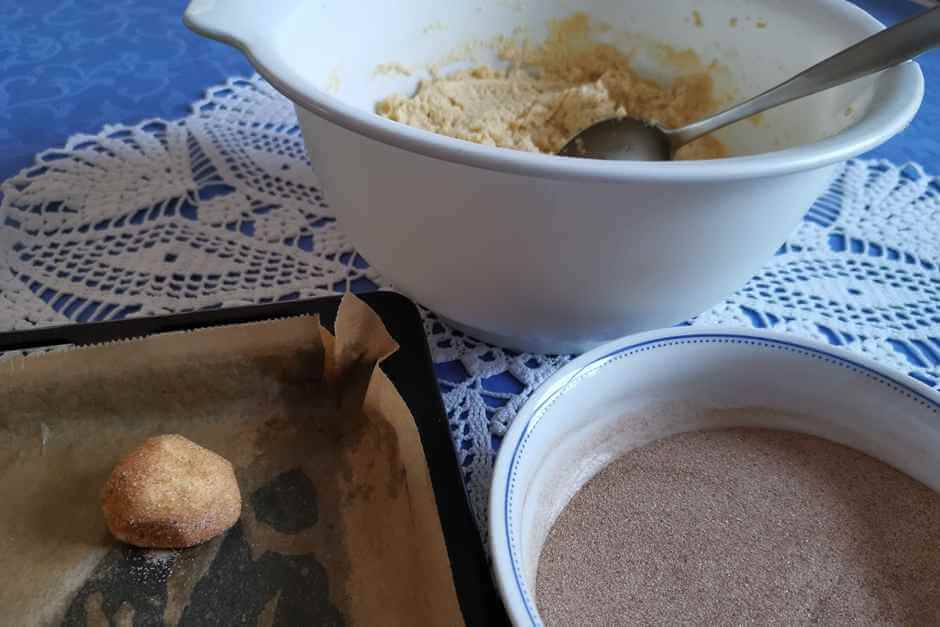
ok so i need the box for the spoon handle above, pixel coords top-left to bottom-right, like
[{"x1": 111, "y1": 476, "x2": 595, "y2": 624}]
[{"x1": 669, "y1": 6, "x2": 940, "y2": 149}]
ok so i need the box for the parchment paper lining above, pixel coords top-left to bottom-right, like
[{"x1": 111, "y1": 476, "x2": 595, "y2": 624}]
[{"x1": 0, "y1": 294, "x2": 463, "y2": 626}]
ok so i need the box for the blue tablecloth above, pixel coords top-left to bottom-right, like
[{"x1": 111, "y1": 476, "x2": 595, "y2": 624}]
[{"x1": 2, "y1": 0, "x2": 939, "y2": 184}]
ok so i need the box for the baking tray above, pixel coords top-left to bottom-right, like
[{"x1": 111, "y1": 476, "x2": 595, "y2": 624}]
[{"x1": 0, "y1": 291, "x2": 508, "y2": 627}]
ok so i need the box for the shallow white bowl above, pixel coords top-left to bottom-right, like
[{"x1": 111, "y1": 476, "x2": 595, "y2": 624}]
[
  {"x1": 185, "y1": 0, "x2": 923, "y2": 353},
  {"x1": 488, "y1": 327, "x2": 940, "y2": 625}
]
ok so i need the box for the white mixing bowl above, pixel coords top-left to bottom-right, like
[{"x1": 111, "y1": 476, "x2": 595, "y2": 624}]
[{"x1": 185, "y1": 0, "x2": 923, "y2": 354}]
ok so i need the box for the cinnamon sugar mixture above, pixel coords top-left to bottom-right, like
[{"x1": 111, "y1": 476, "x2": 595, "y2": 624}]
[{"x1": 537, "y1": 428, "x2": 940, "y2": 624}]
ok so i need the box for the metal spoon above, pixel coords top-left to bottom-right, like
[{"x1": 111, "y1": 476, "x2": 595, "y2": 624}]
[{"x1": 559, "y1": 6, "x2": 940, "y2": 161}]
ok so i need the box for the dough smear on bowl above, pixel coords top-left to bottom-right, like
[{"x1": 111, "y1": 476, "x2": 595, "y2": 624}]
[{"x1": 377, "y1": 13, "x2": 727, "y2": 160}]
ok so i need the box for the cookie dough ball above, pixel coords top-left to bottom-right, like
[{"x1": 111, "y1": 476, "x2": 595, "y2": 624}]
[{"x1": 101, "y1": 434, "x2": 241, "y2": 548}]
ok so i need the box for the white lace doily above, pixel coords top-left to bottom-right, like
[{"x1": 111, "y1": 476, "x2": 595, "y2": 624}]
[{"x1": 3, "y1": 75, "x2": 939, "y2": 540}]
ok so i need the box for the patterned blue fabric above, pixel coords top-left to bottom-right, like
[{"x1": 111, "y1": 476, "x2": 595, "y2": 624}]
[{"x1": 1, "y1": 0, "x2": 251, "y2": 182}]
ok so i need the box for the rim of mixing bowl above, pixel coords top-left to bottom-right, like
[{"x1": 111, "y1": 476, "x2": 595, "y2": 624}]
[{"x1": 184, "y1": 0, "x2": 924, "y2": 184}]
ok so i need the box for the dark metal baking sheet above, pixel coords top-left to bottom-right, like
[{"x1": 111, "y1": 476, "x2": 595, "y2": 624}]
[{"x1": 0, "y1": 291, "x2": 507, "y2": 627}]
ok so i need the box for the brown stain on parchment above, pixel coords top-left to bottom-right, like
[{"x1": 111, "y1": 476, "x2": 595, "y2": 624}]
[
  {"x1": 162, "y1": 535, "x2": 223, "y2": 624},
  {"x1": 83, "y1": 593, "x2": 108, "y2": 627}
]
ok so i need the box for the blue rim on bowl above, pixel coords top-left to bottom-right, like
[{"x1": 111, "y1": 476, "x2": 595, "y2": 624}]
[{"x1": 489, "y1": 328, "x2": 940, "y2": 626}]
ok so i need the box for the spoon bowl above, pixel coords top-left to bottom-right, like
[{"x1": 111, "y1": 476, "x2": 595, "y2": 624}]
[{"x1": 558, "y1": 118, "x2": 672, "y2": 161}]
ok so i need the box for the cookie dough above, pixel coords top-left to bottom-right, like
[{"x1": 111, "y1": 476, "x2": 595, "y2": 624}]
[
  {"x1": 101, "y1": 434, "x2": 242, "y2": 549},
  {"x1": 377, "y1": 15, "x2": 727, "y2": 160}
]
